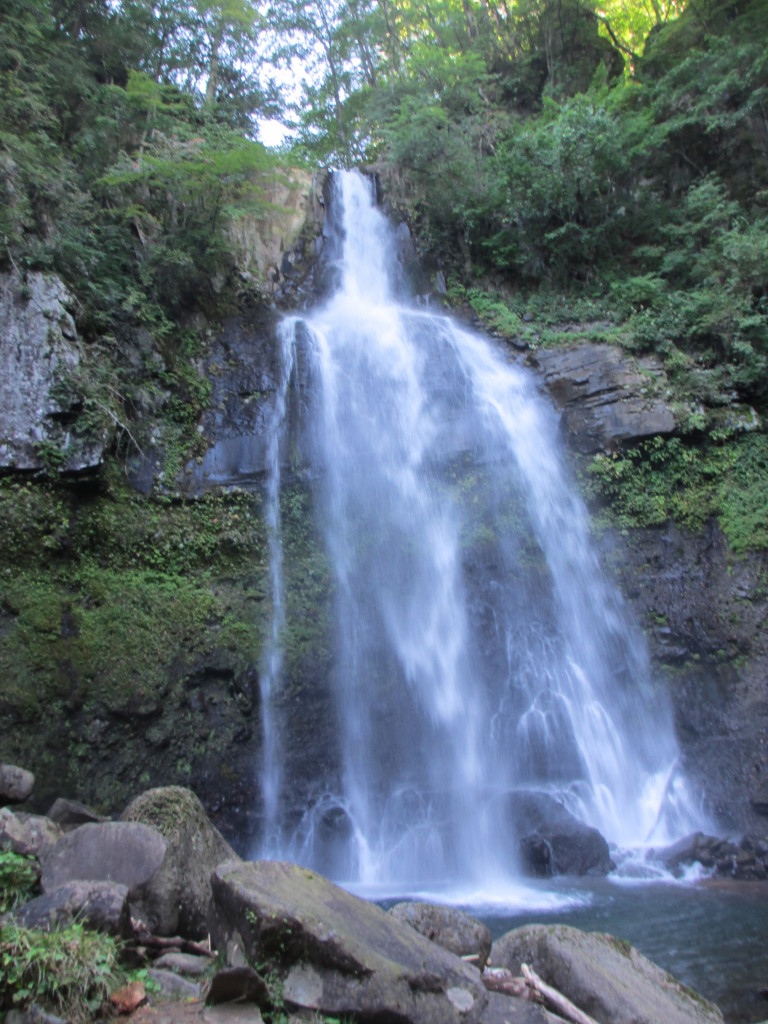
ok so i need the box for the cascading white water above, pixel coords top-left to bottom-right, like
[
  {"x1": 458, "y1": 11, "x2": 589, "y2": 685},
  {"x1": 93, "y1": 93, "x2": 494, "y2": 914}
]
[
  {"x1": 257, "y1": 322, "x2": 296, "y2": 852},
  {"x1": 257, "y1": 169, "x2": 704, "y2": 891}
]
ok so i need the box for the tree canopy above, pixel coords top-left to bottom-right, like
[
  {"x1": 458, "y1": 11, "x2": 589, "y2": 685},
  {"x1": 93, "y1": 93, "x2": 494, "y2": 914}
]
[{"x1": 2, "y1": 0, "x2": 766, "y2": 408}]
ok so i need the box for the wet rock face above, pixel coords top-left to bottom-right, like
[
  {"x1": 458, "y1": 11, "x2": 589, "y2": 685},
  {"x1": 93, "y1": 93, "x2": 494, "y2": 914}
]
[
  {"x1": 529, "y1": 343, "x2": 676, "y2": 452},
  {"x1": 503, "y1": 791, "x2": 614, "y2": 877},
  {"x1": 654, "y1": 831, "x2": 768, "y2": 880},
  {"x1": 599, "y1": 520, "x2": 768, "y2": 834},
  {"x1": 0, "y1": 271, "x2": 108, "y2": 473}
]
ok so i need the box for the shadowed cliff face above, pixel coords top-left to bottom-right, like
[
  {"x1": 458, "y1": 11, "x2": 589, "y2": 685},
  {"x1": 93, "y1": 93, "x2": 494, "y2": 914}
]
[{"x1": 599, "y1": 520, "x2": 768, "y2": 835}]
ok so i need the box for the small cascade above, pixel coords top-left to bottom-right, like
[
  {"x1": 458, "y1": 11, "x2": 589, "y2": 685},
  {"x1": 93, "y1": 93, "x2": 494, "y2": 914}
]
[
  {"x1": 256, "y1": 321, "x2": 296, "y2": 852},
  {"x1": 255, "y1": 169, "x2": 705, "y2": 891}
]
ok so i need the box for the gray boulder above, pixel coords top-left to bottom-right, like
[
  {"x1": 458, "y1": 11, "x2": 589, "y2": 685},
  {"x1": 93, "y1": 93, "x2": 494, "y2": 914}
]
[
  {"x1": 146, "y1": 969, "x2": 201, "y2": 1001},
  {"x1": 0, "y1": 808, "x2": 63, "y2": 857},
  {"x1": 389, "y1": 902, "x2": 492, "y2": 968},
  {"x1": 529, "y1": 343, "x2": 676, "y2": 453},
  {"x1": 0, "y1": 764, "x2": 35, "y2": 805},
  {"x1": 154, "y1": 951, "x2": 213, "y2": 976},
  {"x1": 491, "y1": 923, "x2": 724, "y2": 1024},
  {"x1": 12, "y1": 879, "x2": 131, "y2": 936},
  {"x1": 47, "y1": 798, "x2": 108, "y2": 831},
  {"x1": 121, "y1": 786, "x2": 239, "y2": 938},
  {"x1": 4, "y1": 1007, "x2": 67, "y2": 1024},
  {"x1": 209, "y1": 859, "x2": 496, "y2": 1024},
  {"x1": 0, "y1": 271, "x2": 108, "y2": 472},
  {"x1": 505, "y1": 791, "x2": 613, "y2": 876},
  {"x1": 39, "y1": 821, "x2": 170, "y2": 932}
]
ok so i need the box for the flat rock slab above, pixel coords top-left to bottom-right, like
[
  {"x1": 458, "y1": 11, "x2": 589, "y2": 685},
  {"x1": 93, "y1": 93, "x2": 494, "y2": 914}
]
[
  {"x1": 530, "y1": 344, "x2": 676, "y2": 453},
  {"x1": 155, "y1": 952, "x2": 213, "y2": 977},
  {"x1": 491, "y1": 924, "x2": 724, "y2": 1024},
  {"x1": 126, "y1": 1005, "x2": 265, "y2": 1024},
  {"x1": 47, "y1": 798, "x2": 108, "y2": 830},
  {"x1": 210, "y1": 859, "x2": 494, "y2": 1024},
  {"x1": 147, "y1": 970, "x2": 201, "y2": 1002}
]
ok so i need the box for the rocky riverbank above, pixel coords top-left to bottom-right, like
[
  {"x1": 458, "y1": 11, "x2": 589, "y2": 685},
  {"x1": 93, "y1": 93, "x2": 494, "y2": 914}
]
[{"x1": 1, "y1": 776, "x2": 731, "y2": 1024}]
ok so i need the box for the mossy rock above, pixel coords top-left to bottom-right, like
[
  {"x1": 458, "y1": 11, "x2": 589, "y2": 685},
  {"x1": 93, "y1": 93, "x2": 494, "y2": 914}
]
[
  {"x1": 122, "y1": 786, "x2": 239, "y2": 938},
  {"x1": 491, "y1": 923, "x2": 723, "y2": 1024}
]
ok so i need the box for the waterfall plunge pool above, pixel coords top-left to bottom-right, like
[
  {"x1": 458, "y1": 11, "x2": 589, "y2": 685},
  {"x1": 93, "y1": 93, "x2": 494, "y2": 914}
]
[
  {"x1": 352, "y1": 876, "x2": 768, "y2": 1024},
  {"x1": 482, "y1": 876, "x2": 768, "y2": 1024}
]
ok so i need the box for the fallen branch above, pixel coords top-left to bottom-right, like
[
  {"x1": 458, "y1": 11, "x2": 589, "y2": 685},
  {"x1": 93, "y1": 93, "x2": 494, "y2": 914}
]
[
  {"x1": 521, "y1": 964, "x2": 600, "y2": 1024},
  {"x1": 131, "y1": 925, "x2": 216, "y2": 959},
  {"x1": 482, "y1": 969, "x2": 529, "y2": 998}
]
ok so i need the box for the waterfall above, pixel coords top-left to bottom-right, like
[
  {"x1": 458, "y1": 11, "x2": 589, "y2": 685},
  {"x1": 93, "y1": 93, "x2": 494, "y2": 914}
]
[
  {"x1": 257, "y1": 321, "x2": 296, "y2": 852},
  {"x1": 256, "y1": 169, "x2": 703, "y2": 890}
]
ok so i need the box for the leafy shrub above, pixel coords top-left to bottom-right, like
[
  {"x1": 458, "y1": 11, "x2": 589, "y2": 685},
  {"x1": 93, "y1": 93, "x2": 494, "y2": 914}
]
[
  {"x1": 585, "y1": 432, "x2": 768, "y2": 552},
  {"x1": 0, "y1": 851, "x2": 39, "y2": 912},
  {"x1": 0, "y1": 922, "x2": 123, "y2": 1019}
]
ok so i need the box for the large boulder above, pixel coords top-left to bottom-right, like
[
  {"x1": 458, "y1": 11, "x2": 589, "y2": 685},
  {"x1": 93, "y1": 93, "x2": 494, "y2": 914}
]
[
  {"x1": 0, "y1": 271, "x2": 108, "y2": 472},
  {"x1": 505, "y1": 791, "x2": 613, "y2": 876},
  {"x1": 209, "y1": 859, "x2": 548, "y2": 1024},
  {"x1": 491, "y1": 924, "x2": 724, "y2": 1024},
  {"x1": 389, "y1": 902, "x2": 492, "y2": 969},
  {"x1": 529, "y1": 344, "x2": 676, "y2": 453},
  {"x1": 0, "y1": 764, "x2": 35, "y2": 805},
  {"x1": 121, "y1": 786, "x2": 239, "y2": 938},
  {"x1": 38, "y1": 821, "x2": 170, "y2": 932}
]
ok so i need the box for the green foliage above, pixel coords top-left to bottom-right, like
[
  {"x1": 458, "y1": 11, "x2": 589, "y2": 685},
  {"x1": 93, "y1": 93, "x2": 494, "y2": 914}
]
[
  {"x1": 489, "y1": 90, "x2": 639, "y2": 281},
  {"x1": 0, "y1": 0, "x2": 287, "y2": 441},
  {"x1": 0, "y1": 852, "x2": 39, "y2": 912},
  {"x1": 585, "y1": 432, "x2": 768, "y2": 552},
  {"x1": 0, "y1": 921, "x2": 123, "y2": 1019}
]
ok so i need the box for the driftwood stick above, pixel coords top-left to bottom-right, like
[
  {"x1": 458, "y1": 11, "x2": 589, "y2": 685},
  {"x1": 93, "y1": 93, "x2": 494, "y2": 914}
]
[
  {"x1": 131, "y1": 927, "x2": 216, "y2": 958},
  {"x1": 521, "y1": 964, "x2": 600, "y2": 1024},
  {"x1": 482, "y1": 971, "x2": 529, "y2": 997}
]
